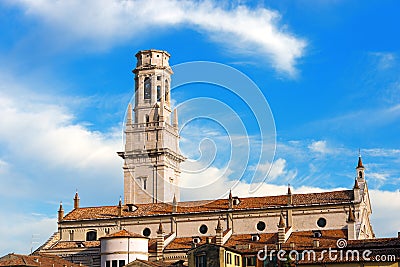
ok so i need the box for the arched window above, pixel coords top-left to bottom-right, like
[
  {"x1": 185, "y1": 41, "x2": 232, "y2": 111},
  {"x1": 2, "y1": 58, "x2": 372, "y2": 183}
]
[
  {"x1": 144, "y1": 77, "x2": 151, "y2": 100},
  {"x1": 86, "y1": 230, "x2": 97, "y2": 241},
  {"x1": 359, "y1": 171, "x2": 363, "y2": 179},
  {"x1": 157, "y1": 85, "x2": 161, "y2": 101},
  {"x1": 165, "y1": 80, "x2": 169, "y2": 102}
]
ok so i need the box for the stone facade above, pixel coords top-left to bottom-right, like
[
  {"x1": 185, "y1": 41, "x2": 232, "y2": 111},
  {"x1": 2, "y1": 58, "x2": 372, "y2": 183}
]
[{"x1": 122, "y1": 49, "x2": 185, "y2": 205}]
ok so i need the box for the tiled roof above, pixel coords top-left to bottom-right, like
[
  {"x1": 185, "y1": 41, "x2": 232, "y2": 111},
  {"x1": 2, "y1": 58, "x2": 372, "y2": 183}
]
[
  {"x1": 63, "y1": 190, "x2": 354, "y2": 221},
  {"x1": 50, "y1": 241, "x2": 100, "y2": 249},
  {"x1": 0, "y1": 253, "x2": 85, "y2": 267},
  {"x1": 284, "y1": 229, "x2": 347, "y2": 249},
  {"x1": 125, "y1": 259, "x2": 172, "y2": 267},
  {"x1": 225, "y1": 233, "x2": 278, "y2": 252},
  {"x1": 101, "y1": 229, "x2": 145, "y2": 239},
  {"x1": 165, "y1": 237, "x2": 204, "y2": 250}
]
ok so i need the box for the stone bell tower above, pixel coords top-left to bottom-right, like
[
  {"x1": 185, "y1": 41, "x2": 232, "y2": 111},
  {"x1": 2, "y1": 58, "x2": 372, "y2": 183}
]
[{"x1": 121, "y1": 49, "x2": 185, "y2": 205}]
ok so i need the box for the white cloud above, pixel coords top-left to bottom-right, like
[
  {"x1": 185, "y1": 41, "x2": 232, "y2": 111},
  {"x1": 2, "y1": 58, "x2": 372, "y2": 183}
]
[
  {"x1": 0, "y1": 68, "x2": 124, "y2": 205},
  {"x1": 369, "y1": 189, "x2": 400, "y2": 237},
  {"x1": 11, "y1": 0, "x2": 306, "y2": 74},
  {"x1": 369, "y1": 52, "x2": 396, "y2": 70},
  {"x1": 308, "y1": 140, "x2": 329, "y2": 154},
  {"x1": 0, "y1": 212, "x2": 56, "y2": 255}
]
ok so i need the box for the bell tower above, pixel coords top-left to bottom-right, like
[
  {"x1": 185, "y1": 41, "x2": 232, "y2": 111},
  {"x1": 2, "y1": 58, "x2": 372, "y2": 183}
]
[{"x1": 121, "y1": 49, "x2": 185, "y2": 204}]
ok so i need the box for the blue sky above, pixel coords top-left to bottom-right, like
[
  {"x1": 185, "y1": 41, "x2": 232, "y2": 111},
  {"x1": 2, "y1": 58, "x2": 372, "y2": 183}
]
[{"x1": 0, "y1": 0, "x2": 399, "y2": 255}]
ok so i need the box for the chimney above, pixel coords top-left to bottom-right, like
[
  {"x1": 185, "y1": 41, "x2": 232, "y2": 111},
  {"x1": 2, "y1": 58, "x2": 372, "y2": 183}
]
[
  {"x1": 313, "y1": 240, "x2": 320, "y2": 248},
  {"x1": 398, "y1": 232, "x2": 400, "y2": 238},
  {"x1": 58, "y1": 202, "x2": 64, "y2": 222},
  {"x1": 206, "y1": 237, "x2": 212, "y2": 244},
  {"x1": 74, "y1": 191, "x2": 80, "y2": 209},
  {"x1": 156, "y1": 222, "x2": 164, "y2": 260},
  {"x1": 215, "y1": 218, "x2": 223, "y2": 246}
]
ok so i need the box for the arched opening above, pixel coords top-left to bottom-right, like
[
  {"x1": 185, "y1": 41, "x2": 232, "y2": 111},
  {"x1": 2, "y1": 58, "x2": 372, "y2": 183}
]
[
  {"x1": 157, "y1": 85, "x2": 161, "y2": 101},
  {"x1": 86, "y1": 230, "x2": 97, "y2": 241},
  {"x1": 144, "y1": 77, "x2": 151, "y2": 100},
  {"x1": 165, "y1": 80, "x2": 169, "y2": 102},
  {"x1": 359, "y1": 171, "x2": 363, "y2": 179}
]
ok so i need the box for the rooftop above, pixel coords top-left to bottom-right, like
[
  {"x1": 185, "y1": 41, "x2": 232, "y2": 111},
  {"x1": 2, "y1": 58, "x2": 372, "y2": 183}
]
[{"x1": 63, "y1": 190, "x2": 354, "y2": 221}]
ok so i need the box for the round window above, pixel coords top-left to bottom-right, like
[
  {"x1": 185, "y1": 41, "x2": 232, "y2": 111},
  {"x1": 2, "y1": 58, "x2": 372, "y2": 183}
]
[
  {"x1": 199, "y1": 224, "x2": 208, "y2": 234},
  {"x1": 256, "y1": 221, "x2": 266, "y2": 231},
  {"x1": 317, "y1": 218, "x2": 327, "y2": 228},
  {"x1": 143, "y1": 228, "x2": 151, "y2": 237}
]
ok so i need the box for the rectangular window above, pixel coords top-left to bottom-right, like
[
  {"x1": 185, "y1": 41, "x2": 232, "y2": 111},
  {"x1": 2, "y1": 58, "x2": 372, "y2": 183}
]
[
  {"x1": 235, "y1": 255, "x2": 240, "y2": 266},
  {"x1": 226, "y1": 253, "x2": 232, "y2": 264},
  {"x1": 157, "y1": 76, "x2": 161, "y2": 81},
  {"x1": 246, "y1": 256, "x2": 256, "y2": 266},
  {"x1": 119, "y1": 260, "x2": 125, "y2": 267},
  {"x1": 112, "y1": 260, "x2": 117, "y2": 267},
  {"x1": 106, "y1": 261, "x2": 110, "y2": 267},
  {"x1": 69, "y1": 230, "x2": 74, "y2": 241},
  {"x1": 195, "y1": 255, "x2": 206, "y2": 267}
]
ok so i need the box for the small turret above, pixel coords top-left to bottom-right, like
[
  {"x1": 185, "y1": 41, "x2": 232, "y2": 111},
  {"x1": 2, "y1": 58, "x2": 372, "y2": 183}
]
[
  {"x1": 118, "y1": 197, "x2": 123, "y2": 217},
  {"x1": 347, "y1": 207, "x2": 357, "y2": 240},
  {"x1": 73, "y1": 191, "x2": 80, "y2": 209},
  {"x1": 228, "y1": 190, "x2": 233, "y2": 209},
  {"x1": 347, "y1": 207, "x2": 356, "y2": 222},
  {"x1": 156, "y1": 222, "x2": 164, "y2": 260},
  {"x1": 277, "y1": 212, "x2": 286, "y2": 245},
  {"x1": 58, "y1": 202, "x2": 64, "y2": 222},
  {"x1": 126, "y1": 103, "x2": 133, "y2": 126},
  {"x1": 356, "y1": 152, "x2": 365, "y2": 181},
  {"x1": 172, "y1": 194, "x2": 177, "y2": 213},
  {"x1": 215, "y1": 218, "x2": 223, "y2": 246},
  {"x1": 278, "y1": 212, "x2": 286, "y2": 228},
  {"x1": 287, "y1": 184, "x2": 293, "y2": 205},
  {"x1": 353, "y1": 179, "x2": 361, "y2": 202}
]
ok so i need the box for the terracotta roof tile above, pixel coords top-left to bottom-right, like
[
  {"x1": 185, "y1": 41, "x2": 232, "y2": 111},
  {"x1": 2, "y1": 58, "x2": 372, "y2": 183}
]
[
  {"x1": 101, "y1": 229, "x2": 145, "y2": 239},
  {"x1": 0, "y1": 253, "x2": 86, "y2": 267},
  {"x1": 63, "y1": 190, "x2": 354, "y2": 221},
  {"x1": 283, "y1": 229, "x2": 347, "y2": 249}
]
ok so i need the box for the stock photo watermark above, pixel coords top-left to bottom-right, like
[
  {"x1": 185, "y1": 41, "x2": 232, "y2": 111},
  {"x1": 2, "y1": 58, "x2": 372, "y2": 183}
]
[{"x1": 257, "y1": 239, "x2": 396, "y2": 263}]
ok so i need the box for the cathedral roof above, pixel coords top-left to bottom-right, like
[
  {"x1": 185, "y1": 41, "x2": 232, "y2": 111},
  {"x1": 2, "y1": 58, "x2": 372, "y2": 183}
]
[{"x1": 62, "y1": 190, "x2": 354, "y2": 221}]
